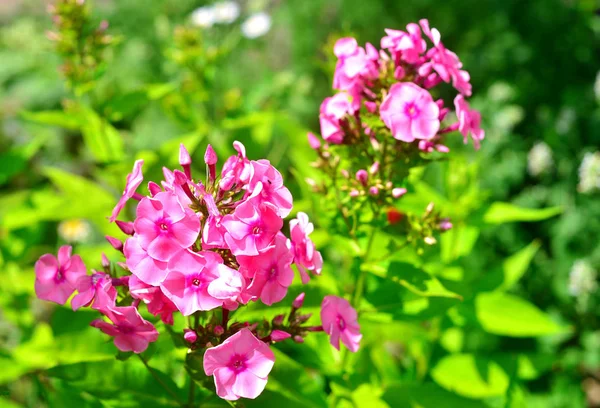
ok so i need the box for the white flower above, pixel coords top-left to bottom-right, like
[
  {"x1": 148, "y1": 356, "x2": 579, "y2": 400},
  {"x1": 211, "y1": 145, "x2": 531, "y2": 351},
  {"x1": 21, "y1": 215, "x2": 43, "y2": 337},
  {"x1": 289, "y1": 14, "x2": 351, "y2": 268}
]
[
  {"x1": 569, "y1": 260, "x2": 597, "y2": 297},
  {"x1": 578, "y1": 151, "x2": 600, "y2": 194},
  {"x1": 527, "y1": 142, "x2": 553, "y2": 177},
  {"x1": 241, "y1": 12, "x2": 271, "y2": 39},
  {"x1": 58, "y1": 219, "x2": 91, "y2": 243},
  {"x1": 191, "y1": 6, "x2": 216, "y2": 28},
  {"x1": 213, "y1": 1, "x2": 240, "y2": 24}
]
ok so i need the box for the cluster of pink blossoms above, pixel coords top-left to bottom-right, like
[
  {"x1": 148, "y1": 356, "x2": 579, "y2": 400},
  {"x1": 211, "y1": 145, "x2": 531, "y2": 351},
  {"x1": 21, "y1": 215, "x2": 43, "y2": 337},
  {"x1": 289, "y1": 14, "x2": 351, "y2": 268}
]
[
  {"x1": 317, "y1": 19, "x2": 484, "y2": 152},
  {"x1": 34, "y1": 142, "x2": 362, "y2": 401}
]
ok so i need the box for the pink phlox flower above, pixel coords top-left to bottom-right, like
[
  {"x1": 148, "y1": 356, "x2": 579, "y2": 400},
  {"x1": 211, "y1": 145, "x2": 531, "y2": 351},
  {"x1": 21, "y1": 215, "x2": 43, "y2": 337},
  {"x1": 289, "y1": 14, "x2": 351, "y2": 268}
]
[
  {"x1": 124, "y1": 235, "x2": 169, "y2": 286},
  {"x1": 237, "y1": 234, "x2": 294, "y2": 306},
  {"x1": 320, "y1": 295, "x2": 362, "y2": 352},
  {"x1": 221, "y1": 199, "x2": 282, "y2": 256},
  {"x1": 133, "y1": 191, "x2": 200, "y2": 263},
  {"x1": 418, "y1": 140, "x2": 450, "y2": 153},
  {"x1": 90, "y1": 306, "x2": 159, "y2": 353},
  {"x1": 128, "y1": 275, "x2": 177, "y2": 325},
  {"x1": 220, "y1": 141, "x2": 253, "y2": 191},
  {"x1": 333, "y1": 38, "x2": 379, "y2": 110},
  {"x1": 203, "y1": 328, "x2": 275, "y2": 401},
  {"x1": 380, "y1": 23, "x2": 426, "y2": 64},
  {"x1": 34, "y1": 245, "x2": 86, "y2": 305},
  {"x1": 454, "y1": 95, "x2": 484, "y2": 150},
  {"x1": 319, "y1": 92, "x2": 354, "y2": 144},
  {"x1": 160, "y1": 250, "x2": 244, "y2": 315},
  {"x1": 109, "y1": 160, "x2": 144, "y2": 222},
  {"x1": 71, "y1": 271, "x2": 117, "y2": 311},
  {"x1": 418, "y1": 19, "x2": 472, "y2": 96},
  {"x1": 246, "y1": 160, "x2": 293, "y2": 217},
  {"x1": 289, "y1": 212, "x2": 323, "y2": 284},
  {"x1": 380, "y1": 82, "x2": 440, "y2": 142}
]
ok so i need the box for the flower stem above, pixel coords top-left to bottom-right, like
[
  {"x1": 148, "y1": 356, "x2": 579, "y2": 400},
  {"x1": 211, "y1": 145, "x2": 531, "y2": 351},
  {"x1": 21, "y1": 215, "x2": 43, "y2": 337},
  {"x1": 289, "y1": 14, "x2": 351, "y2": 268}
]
[
  {"x1": 351, "y1": 221, "x2": 378, "y2": 308},
  {"x1": 137, "y1": 354, "x2": 183, "y2": 405},
  {"x1": 187, "y1": 378, "x2": 196, "y2": 407}
]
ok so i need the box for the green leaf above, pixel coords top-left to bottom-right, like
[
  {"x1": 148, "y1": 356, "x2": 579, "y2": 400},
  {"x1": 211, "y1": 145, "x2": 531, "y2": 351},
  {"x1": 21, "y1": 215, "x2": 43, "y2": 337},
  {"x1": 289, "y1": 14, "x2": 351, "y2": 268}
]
[
  {"x1": 382, "y1": 382, "x2": 487, "y2": 408},
  {"x1": 483, "y1": 202, "x2": 563, "y2": 224},
  {"x1": 475, "y1": 292, "x2": 568, "y2": 337},
  {"x1": 20, "y1": 110, "x2": 80, "y2": 130},
  {"x1": 431, "y1": 354, "x2": 510, "y2": 398},
  {"x1": 500, "y1": 240, "x2": 541, "y2": 291},
  {"x1": 78, "y1": 107, "x2": 125, "y2": 163}
]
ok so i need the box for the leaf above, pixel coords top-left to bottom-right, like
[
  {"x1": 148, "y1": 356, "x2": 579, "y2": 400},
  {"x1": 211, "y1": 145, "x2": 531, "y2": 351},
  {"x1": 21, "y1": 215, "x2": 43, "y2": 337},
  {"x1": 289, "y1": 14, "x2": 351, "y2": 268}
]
[
  {"x1": 475, "y1": 292, "x2": 568, "y2": 337},
  {"x1": 431, "y1": 354, "x2": 510, "y2": 398},
  {"x1": 500, "y1": 240, "x2": 541, "y2": 291},
  {"x1": 20, "y1": 110, "x2": 80, "y2": 130},
  {"x1": 352, "y1": 384, "x2": 390, "y2": 408},
  {"x1": 78, "y1": 107, "x2": 125, "y2": 163},
  {"x1": 483, "y1": 202, "x2": 563, "y2": 224},
  {"x1": 382, "y1": 382, "x2": 487, "y2": 408}
]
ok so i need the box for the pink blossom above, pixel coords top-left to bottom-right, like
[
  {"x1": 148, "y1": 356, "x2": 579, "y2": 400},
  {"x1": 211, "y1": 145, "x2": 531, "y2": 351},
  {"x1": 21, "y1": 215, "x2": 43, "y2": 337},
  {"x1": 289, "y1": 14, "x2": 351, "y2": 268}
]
[
  {"x1": 220, "y1": 141, "x2": 253, "y2": 191},
  {"x1": 34, "y1": 246, "x2": 86, "y2": 305},
  {"x1": 129, "y1": 275, "x2": 178, "y2": 325},
  {"x1": 319, "y1": 92, "x2": 354, "y2": 144},
  {"x1": 418, "y1": 140, "x2": 450, "y2": 153},
  {"x1": 133, "y1": 191, "x2": 200, "y2": 262},
  {"x1": 90, "y1": 306, "x2": 159, "y2": 353},
  {"x1": 290, "y1": 212, "x2": 323, "y2": 284},
  {"x1": 380, "y1": 82, "x2": 440, "y2": 142},
  {"x1": 333, "y1": 38, "x2": 379, "y2": 109},
  {"x1": 109, "y1": 160, "x2": 144, "y2": 222},
  {"x1": 454, "y1": 95, "x2": 485, "y2": 149},
  {"x1": 222, "y1": 200, "x2": 282, "y2": 256},
  {"x1": 71, "y1": 271, "x2": 117, "y2": 311},
  {"x1": 160, "y1": 250, "x2": 244, "y2": 315},
  {"x1": 320, "y1": 295, "x2": 362, "y2": 352},
  {"x1": 380, "y1": 24, "x2": 426, "y2": 64},
  {"x1": 418, "y1": 19, "x2": 472, "y2": 96},
  {"x1": 124, "y1": 236, "x2": 169, "y2": 285},
  {"x1": 237, "y1": 234, "x2": 294, "y2": 306},
  {"x1": 270, "y1": 330, "x2": 291, "y2": 342},
  {"x1": 203, "y1": 329, "x2": 275, "y2": 400},
  {"x1": 307, "y1": 132, "x2": 321, "y2": 149},
  {"x1": 246, "y1": 160, "x2": 293, "y2": 217}
]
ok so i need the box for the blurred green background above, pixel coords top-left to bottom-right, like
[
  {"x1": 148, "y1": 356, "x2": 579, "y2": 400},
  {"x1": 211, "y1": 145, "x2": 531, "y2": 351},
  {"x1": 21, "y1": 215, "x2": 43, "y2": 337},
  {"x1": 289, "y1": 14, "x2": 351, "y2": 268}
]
[{"x1": 1, "y1": 0, "x2": 599, "y2": 407}]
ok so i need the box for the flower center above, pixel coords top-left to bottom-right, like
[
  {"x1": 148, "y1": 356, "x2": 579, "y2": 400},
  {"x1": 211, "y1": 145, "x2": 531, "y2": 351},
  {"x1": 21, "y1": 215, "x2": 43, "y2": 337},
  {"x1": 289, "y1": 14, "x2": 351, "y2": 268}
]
[
  {"x1": 192, "y1": 278, "x2": 201, "y2": 286},
  {"x1": 337, "y1": 315, "x2": 346, "y2": 331},
  {"x1": 159, "y1": 222, "x2": 169, "y2": 231},
  {"x1": 117, "y1": 324, "x2": 135, "y2": 334},
  {"x1": 252, "y1": 226, "x2": 262, "y2": 235},
  {"x1": 229, "y1": 354, "x2": 246, "y2": 372},
  {"x1": 268, "y1": 267, "x2": 277, "y2": 281},
  {"x1": 55, "y1": 270, "x2": 64, "y2": 282},
  {"x1": 91, "y1": 273, "x2": 102, "y2": 286},
  {"x1": 404, "y1": 102, "x2": 420, "y2": 119}
]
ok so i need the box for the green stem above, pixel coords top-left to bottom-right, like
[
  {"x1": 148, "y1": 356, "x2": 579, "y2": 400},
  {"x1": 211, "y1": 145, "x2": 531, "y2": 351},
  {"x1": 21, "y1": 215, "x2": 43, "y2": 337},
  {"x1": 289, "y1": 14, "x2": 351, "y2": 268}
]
[
  {"x1": 138, "y1": 354, "x2": 183, "y2": 405},
  {"x1": 187, "y1": 379, "x2": 196, "y2": 407},
  {"x1": 351, "y1": 221, "x2": 378, "y2": 308}
]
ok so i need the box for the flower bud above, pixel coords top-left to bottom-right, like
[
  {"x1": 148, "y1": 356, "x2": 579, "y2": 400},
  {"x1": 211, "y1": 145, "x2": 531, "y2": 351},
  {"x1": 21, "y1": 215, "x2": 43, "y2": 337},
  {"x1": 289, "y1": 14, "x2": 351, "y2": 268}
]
[
  {"x1": 394, "y1": 66, "x2": 406, "y2": 80},
  {"x1": 355, "y1": 169, "x2": 368, "y2": 186},
  {"x1": 439, "y1": 218, "x2": 453, "y2": 231},
  {"x1": 292, "y1": 293, "x2": 305, "y2": 309},
  {"x1": 179, "y1": 144, "x2": 192, "y2": 179},
  {"x1": 296, "y1": 313, "x2": 312, "y2": 324},
  {"x1": 369, "y1": 161, "x2": 379, "y2": 175},
  {"x1": 340, "y1": 169, "x2": 350, "y2": 178},
  {"x1": 115, "y1": 220, "x2": 135, "y2": 235},
  {"x1": 148, "y1": 181, "x2": 162, "y2": 197},
  {"x1": 364, "y1": 101, "x2": 377, "y2": 113},
  {"x1": 272, "y1": 314, "x2": 285, "y2": 326},
  {"x1": 307, "y1": 132, "x2": 321, "y2": 150},
  {"x1": 350, "y1": 189, "x2": 360, "y2": 198},
  {"x1": 369, "y1": 186, "x2": 379, "y2": 196},
  {"x1": 392, "y1": 188, "x2": 407, "y2": 198},
  {"x1": 387, "y1": 208, "x2": 404, "y2": 225},
  {"x1": 424, "y1": 236, "x2": 437, "y2": 245},
  {"x1": 183, "y1": 329, "x2": 197, "y2": 343},
  {"x1": 293, "y1": 335, "x2": 304, "y2": 343},
  {"x1": 204, "y1": 144, "x2": 218, "y2": 183},
  {"x1": 214, "y1": 325, "x2": 225, "y2": 336},
  {"x1": 105, "y1": 236, "x2": 123, "y2": 252},
  {"x1": 101, "y1": 253, "x2": 110, "y2": 269},
  {"x1": 271, "y1": 330, "x2": 291, "y2": 342}
]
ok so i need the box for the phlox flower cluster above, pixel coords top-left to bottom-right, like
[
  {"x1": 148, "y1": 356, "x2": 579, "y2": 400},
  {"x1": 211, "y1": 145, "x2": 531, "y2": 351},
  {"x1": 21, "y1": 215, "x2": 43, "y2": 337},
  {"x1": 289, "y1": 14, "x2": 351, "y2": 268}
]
[
  {"x1": 312, "y1": 20, "x2": 485, "y2": 207},
  {"x1": 33, "y1": 142, "x2": 361, "y2": 401}
]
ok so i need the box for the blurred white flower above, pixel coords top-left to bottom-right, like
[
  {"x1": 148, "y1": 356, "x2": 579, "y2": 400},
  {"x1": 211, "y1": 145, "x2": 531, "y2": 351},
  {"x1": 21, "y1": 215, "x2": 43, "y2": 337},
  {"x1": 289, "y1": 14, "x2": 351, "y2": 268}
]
[
  {"x1": 569, "y1": 260, "x2": 597, "y2": 297},
  {"x1": 555, "y1": 107, "x2": 576, "y2": 135},
  {"x1": 578, "y1": 151, "x2": 600, "y2": 194},
  {"x1": 191, "y1": 6, "x2": 216, "y2": 28},
  {"x1": 213, "y1": 1, "x2": 240, "y2": 24},
  {"x1": 527, "y1": 142, "x2": 553, "y2": 177},
  {"x1": 594, "y1": 71, "x2": 600, "y2": 102},
  {"x1": 58, "y1": 219, "x2": 91, "y2": 243},
  {"x1": 241, "y1": 12, "x2": 271, "y2": 39}
]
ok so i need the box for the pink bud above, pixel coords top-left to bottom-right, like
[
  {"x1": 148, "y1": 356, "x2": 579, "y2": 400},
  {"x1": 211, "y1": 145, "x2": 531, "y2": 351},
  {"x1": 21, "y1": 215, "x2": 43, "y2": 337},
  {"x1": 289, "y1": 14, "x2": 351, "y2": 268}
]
[
  {"x1": 340, "y1": 169, "x2": 350, "y2": 178},
  {"x1": 105, "y1": 236, "x2": 123, "y2": 252},
  {"x1": 148, "y1": 181, "x2": 162, "y2": 197},
  {"x1": 355, "y1": 169, "x2": 368, "y2": 186},
  {"x1": 214, "y1": 325, "x2": 224, "y2": 336},
  {"x1": 392, "y1": 188, "x2": 407, "y2": 198},
  {"x1": 173, "y1": 169, "x2": 188, "y2": 185},
  {"x1": 101, "y1": 253, "x2": 110, "y2": 268},
  {"x1": 369, "y1": 161, "x2": 379, "y2": 175},
  {"x1": 307, "y1": 132, "x2": 321, "y2": 150},
  {"x1": 364, "y1": 101, "x2": 377, "y2": 113},
  {"x1": 204, "y1": 144, "x2": 217, "y2": 184},
  {"x1": 179, "y1": 144, "x2": 192, "y2": 179},
  {"x1": 394, "y1": 66, "x2": 406, "y2": 80},
  {"x1": 439, "y1": 107, "x2": 450, "y2": 121},
  {"x1": 369, "y1": 186, "x2": 379, "y2": 196},
  {"x1": 183, "y1": 329, "x2": 197, "y2": 343},
  {"x1": 272, "y1": 314, "x2": 285, "y2": 326},
  {"x1": 293, "y1": 335, "x2": 304, "y2": 343},
  {"x1": 115, "y1": 220, "x2": 135, "y2": 235},
  {"x1": 292, "y1": 293, "x2": 305, "y2": 309},
  {"x1": 439, "y1": 218, "x2": 453, "y2": 231},
  {"x1": 350, "y1": 189, "x2": 360, "y2": 198},
  {"x1": 271, "y1": 330, "x2": 291, "y2": 342},
  {"x1": 435, "y1": 99, "x2": 445, "y2": 109}
]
